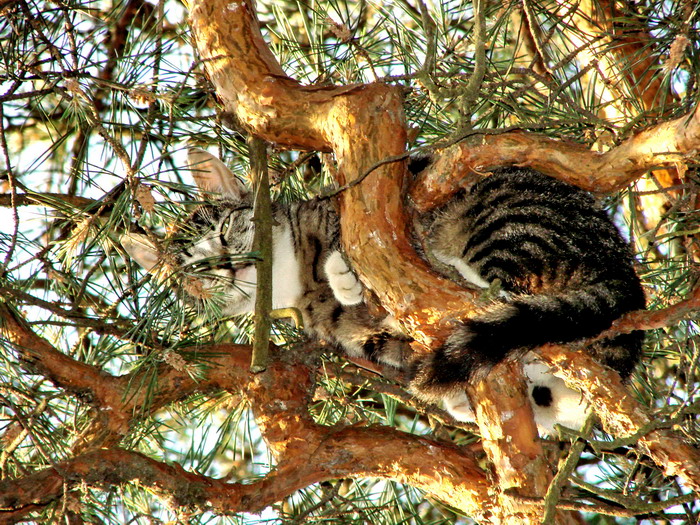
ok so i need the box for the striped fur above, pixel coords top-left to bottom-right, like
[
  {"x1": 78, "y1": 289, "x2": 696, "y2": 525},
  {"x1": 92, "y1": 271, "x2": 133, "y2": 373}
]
[
  {"x1": 122, "y1": 151, "x2": 644, "y2": 433},
  {"x1": 410, "y1": 169, "x2": 645, "y2": 417}
]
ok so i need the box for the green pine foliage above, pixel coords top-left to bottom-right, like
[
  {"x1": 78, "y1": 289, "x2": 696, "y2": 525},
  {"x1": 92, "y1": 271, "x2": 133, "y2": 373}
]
[{"x1": 1, "y1": 0, "x2": 699, "y2": 523}]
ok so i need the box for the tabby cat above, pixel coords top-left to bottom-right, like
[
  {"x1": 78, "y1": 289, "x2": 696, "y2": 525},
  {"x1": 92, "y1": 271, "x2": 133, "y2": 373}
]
[{"x1": 122, "y1": 148, "x2": 645, "y2": 433}]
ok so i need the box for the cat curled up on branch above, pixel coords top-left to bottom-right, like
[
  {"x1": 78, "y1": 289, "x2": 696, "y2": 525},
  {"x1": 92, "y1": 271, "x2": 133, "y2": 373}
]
[{"x1": 122, "y1": 148, "x2": 645, "y2": 434}]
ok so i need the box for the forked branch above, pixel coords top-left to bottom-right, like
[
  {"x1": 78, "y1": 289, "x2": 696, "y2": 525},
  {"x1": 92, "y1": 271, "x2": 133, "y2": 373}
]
[
  {"x1": 0, "y1": 304, "x2": 492, "y2": 519},
  {"x1": 186, "y1": 0, "x2": 475, "y2": 347}
]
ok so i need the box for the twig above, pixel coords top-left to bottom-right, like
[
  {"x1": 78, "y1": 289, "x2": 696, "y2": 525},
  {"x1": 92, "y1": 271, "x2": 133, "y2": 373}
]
[
  {"x1": 249, "y1": 135, "x2": 273, "y2": 373},
  {"x1": 0, "y1": 104, "x2": 19, "y2": 274},
  {"x1": 318, "y1": 151, "x2": 411, "y2": 199},
  {"x1": 460, "y1": 0, "x2": 487, "y2": 120},
  {"x1": 541, "y1": 410, "x2": 596, "y2": 524}
]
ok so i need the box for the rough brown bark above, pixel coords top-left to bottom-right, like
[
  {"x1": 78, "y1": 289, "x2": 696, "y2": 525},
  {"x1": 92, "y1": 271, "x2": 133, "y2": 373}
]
[
  {"x1": 0, "y1": 441, "x2": 491, "y2": 521},
  {"x1": 467, "y1": 361, "x2": 560, "y2": 524},
  {"x1": 4, "y1": 0, "x2": 699, "y2": 522},
  {"x1": 557, "y1": 0, "x2": 696, "y2": 261},
  {"x1": 409, "y1": 106, "x2": 700, "y2": 212}
]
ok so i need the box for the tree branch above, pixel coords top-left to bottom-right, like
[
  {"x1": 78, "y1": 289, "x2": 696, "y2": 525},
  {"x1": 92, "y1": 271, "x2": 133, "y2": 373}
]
[
  {"x1": 1, "y1": 301, "x2": 493, "y2": 516},
  {"x1": 601, "y1": 284, "x2": 700, "y2": 338},
  {"x1": 182, "y1": 3, "x2": 614, "y2": 522},
  {"x1": 249, "y1": 135, "x2": 273, "y2": 373},
  {"x1": 465, "y1": 361, "x2": 573, "y2": 525},
  {"x1": 0, "y1": 429, "x2": 491, "y2": 521},
  {"x1": 409, "y1": 104, "x2": 700, "y2": 212},
  {"x1": 186, "y1": 0, "x2": 477, "y2": 347}
]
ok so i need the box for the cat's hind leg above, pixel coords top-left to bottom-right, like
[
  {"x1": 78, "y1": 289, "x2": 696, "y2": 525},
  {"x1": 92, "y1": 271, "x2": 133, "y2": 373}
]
[
  {"x1": 442, "y1": 391, "x2": 475, "y2": 422},
  {"x1": 522, "y1": 354, "x2": 589, "y2": 434}
]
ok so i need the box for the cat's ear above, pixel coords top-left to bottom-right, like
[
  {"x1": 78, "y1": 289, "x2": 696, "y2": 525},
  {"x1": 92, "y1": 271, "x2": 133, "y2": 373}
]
[
  {"x1": 187, "y1": 147, "x2": 248, "y2": 199},
  {"x1": 121, "y1": 233, "x2": 161, "y2": 272}
]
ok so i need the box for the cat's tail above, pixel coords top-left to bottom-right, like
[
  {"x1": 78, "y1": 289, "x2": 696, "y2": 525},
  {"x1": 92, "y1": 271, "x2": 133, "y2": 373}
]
[{"x1": 409, "y1": 279, "x2": 644, "y2": 395}]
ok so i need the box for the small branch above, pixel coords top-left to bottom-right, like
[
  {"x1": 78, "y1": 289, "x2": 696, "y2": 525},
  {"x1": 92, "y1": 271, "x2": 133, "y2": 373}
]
[
  {"x1": 416, "y1": 0, "x2": 440, "y2": 97},
  {"x1": 459, "y1": 0, "x2": 487, "y2": 120},
  {"x1": 249, "y1": 135, "x2": 273, "y2": 373},
  {"x1": 0, "y1": 302, "x2": 118, "y2": 400},
  {"x1": 569, "y1": 476, "x2": 699, "y2": 516},
  {"x1": 601, "y1": 284, "x2": 700, "y2": 337},
  {"x1": 318, "y1": 151, "x2": 410, "y2": 199},
  {"x1": 0, "y1": 286, "x2": 130, "y2": 335},
  {"x1": 335, "y1": 366, "x2": 476, "y2": 431},
  {"x1": 512, "y1": 489, "x2": 698, "y2": 519},
  {"x1": 416, "y1": 0, "x2": 486, "y2": 124},
  {"x1": 541, "y1": 411, "x2": 596, "y2": 524},
  {"x1": 514, "y1": 0, "x2": 552, "y2": 76}
]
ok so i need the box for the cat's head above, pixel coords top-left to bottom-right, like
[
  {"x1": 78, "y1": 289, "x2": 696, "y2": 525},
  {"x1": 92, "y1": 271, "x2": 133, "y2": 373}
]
[{"x1": 121, "y1": 148, "x2": 259, "y2": 316}]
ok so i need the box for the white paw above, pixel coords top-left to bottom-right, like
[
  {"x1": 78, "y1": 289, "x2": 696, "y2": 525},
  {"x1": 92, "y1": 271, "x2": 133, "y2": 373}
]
[
  {"x1": 325, "y1": 251, "x2": 363, "y2": 306},
  {"x1": 443, "y1": 391, "x2": 475, "y2": 422},
  {"x1": 523, "y1": 353, "x2": 589, "y2": 435}
]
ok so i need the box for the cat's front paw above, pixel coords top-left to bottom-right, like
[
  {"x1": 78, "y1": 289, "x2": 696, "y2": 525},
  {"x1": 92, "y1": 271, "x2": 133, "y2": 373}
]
[{"x1": 325, "y1": 251, "x2": 363, "y2": 306}]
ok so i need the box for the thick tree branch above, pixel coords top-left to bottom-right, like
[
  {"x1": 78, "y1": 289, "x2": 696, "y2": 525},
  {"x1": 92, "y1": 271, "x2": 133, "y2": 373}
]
[
  {"x1": 0, "y1": 302, "x2": 114, "y2": 402},
  {"x1": 409, "y1": 104, "x2": 700, "y2": 212},
  {"x1": 181, "y1": 3, "x2": 700, "y2": 522},
  {"x1": 0, "y1": 303, "x2": 492, "y2": 516},
  {"x1": 0, "y1": 301, "x2": 246, "y2": 445},
  {"x1": 465, "y1": 361, "x2": 578, "y2": 525},
  {"x1": 564, "y1": 0, "x2": 674, "y2": 117},
  {"x1": 0, "y1": 430, "x2": 490, "y2": 521},
  {"x1": 186, "y1": 0, "x2": 477, "y2": 347}
]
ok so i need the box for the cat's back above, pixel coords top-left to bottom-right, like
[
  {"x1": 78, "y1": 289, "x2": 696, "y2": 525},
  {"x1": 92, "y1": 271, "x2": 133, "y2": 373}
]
[{"x1": 284, "y1": 197, "x2": 340, "y2": 249}]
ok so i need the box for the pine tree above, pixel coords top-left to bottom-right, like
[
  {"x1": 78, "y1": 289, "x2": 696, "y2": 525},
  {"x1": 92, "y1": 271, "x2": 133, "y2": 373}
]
[{"x1": 1, "y1": 0, "x2": 699, "y2": 523}]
